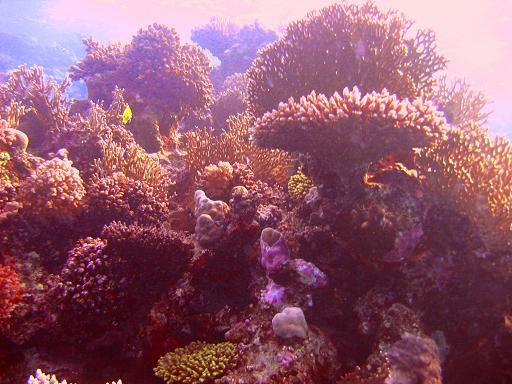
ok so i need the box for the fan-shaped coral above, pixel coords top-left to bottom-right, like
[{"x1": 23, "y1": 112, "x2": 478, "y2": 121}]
[{"x1": 247, "y1": 1, "x2": 447, "y2": 116}]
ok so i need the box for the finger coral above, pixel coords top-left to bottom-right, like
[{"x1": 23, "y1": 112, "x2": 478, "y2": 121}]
[
  {"x1": 247, "y1": 1, "x2": 447, "y2": 116},
  {"x1": 154, "y1": 341, "x2": 239, "y2": 384},
  {"x1": 18, "y1": 156, "x2": 86, "y2": 213},
  {"x1": 253, "y1": 87, "x2": 447, "y2": 177}
]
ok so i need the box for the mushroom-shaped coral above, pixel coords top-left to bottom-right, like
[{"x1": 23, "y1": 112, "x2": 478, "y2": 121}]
[
  {"x1": 18, "y1": 156, "x2": 86, "y2": 213},
  {"x1": 272, "y1": 306, "x2": 308, "y2": 339},
  {"x1": 247, "y1": 1, "x2": 447, "y2": 116},
  {"x1": 154, "y1": 341, "x2": 239, "y2": 384},
  {"x1": 253, "y1": 87, "x2": 447, "y2": 177}
]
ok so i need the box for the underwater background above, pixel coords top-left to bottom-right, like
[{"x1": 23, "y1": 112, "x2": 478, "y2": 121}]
[{"x1": 1, "y1": 0, "x2": 512, "y2": 383}]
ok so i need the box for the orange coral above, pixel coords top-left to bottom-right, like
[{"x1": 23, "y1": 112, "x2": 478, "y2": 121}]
[
  {"x1": 247, "y1": 1, "x2": 447, "y2": 117},
  {"x1": 181, "y1": 112, "x2": 291, "y2": 184},
  {"x1": 0, "y1": 264, "x2": 23, "y2": 322},
  {"x1": 198, "y1": 161, "x2": 235, "y2": 200},
  {"x1": 252, "y1": 87, "x2": 447, "y2": 176},
  {"x1": 18, "y1": 156, "x2": 86, "y2": 213},
  {"x1": 416, "y1": 124, "x2": 512, "y2": 248}
]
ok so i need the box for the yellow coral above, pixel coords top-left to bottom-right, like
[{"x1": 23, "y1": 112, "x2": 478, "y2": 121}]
[
  {"x1": 288, "y1": 168, "x2": 314, "y2": 202},
  {"x1": 154, "y1": 341, "x2": 238, "y2": 384}
]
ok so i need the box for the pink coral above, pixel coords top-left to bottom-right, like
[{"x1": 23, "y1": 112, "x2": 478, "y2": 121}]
[{"x1": 18, "y1": 156, "x2": 86, "y2": 213}]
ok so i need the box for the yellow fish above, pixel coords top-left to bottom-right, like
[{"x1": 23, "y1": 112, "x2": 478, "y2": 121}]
[{"x1": 122, "y1": 104, "x2": 133, "y2": 124}]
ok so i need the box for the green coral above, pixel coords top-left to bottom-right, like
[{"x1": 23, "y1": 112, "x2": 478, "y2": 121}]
[
  {"x1": 288, "y1": 168, "x2": 314, "y2": 202},
  {"x1": 154, "y1": 341, "x2": 238, "y2": 384}
]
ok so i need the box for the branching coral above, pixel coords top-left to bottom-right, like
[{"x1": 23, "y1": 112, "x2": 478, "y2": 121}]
[
  {"x1": 429, "y1": 75, "x2": 490, "y2": 126},
  {"x1": 211, "y1": 73, "x2": 249, "y2": 132},
  {"x1": 0, "y1": 65, "x2": 72, "y2": 151},
  {"x1": 247, "y1": 1, "x2": 447, "y2": 117},
  {"x1": 154, "y1": 341, "x2": 239, "y2": 384},
  {"x1": 416, "y1": 124, "x2": 512, "y2": 247},
  {"x1": 95, "y1": 134, "x2": 173, "y2": 199},
  {"x1": 253, "y1": 87, "x2": 447, "y2": 176},
  {"x1": 50, "y1": 237, "x2": 121, "y2": 322},
  {"x1": 71, "y1": 24, "x2": 213, "y2": 130},
  {"x1": 181, "y1": 112, "x2": 291, "y2": 184},
  {"x1": 18, "y1": 156, "x2": 86, "y2": 213}
]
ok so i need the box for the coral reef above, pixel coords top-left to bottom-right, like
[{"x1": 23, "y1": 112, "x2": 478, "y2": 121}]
[
  {"x1": 154, "y1": 341, "x2": 238, "y2": 384},
  {"x1": 247, "y1": 1, "x2": 447, "y2": 116},
  {"x1": 71, "y1": 24, "x2": 213, "y2": 150},
  {"x1": 2, "y1": 2, "x2": 512, "y2": 383},
  {"x1": 253, "y1": 87, "x2": 447, "y2": 178}
]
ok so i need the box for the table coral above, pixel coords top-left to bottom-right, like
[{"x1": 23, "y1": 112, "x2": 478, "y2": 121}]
[
  {"x1": 154, "y1": 341, "x2": 239, "y2": 384},
  {"x1": 247, "y1": 1, "x2": 447, "y2": 116},
  {"x1": 253, "y1": 87, "x2": 447, "y2": 177}
]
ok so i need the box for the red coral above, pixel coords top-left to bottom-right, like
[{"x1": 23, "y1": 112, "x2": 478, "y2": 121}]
[{"x1": 0, "y1": 264, "x2": 23, "y2": 322}]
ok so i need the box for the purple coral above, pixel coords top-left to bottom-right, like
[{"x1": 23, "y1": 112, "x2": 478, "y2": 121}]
[{"x1": 260, "y1": 227, "x2": 290, "y2": 273}]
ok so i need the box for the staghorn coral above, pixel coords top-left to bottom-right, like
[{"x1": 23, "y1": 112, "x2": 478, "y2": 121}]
[
  {"x1": 192, "y1": 20, "x2": 277, "y2": 85},
  {"x1": 288, "y1": 168, "x2": 314, "y2": 202},
  {"x1": 253, "y1": 87, "x2": 447, "y2": 177},
  {"x1": 181, "y1": 112, "x2": 291, "y2": 184},
  {"x1": 247, "y1": 1, "x2": 447, "y2": 116},
  {"x1": 154, "y1": 341, "x2": 239, "y2": 384},
  {"x1": 416, "y1": 124, "x2": 512, "y2": 248},
  {"x1": 18, "y1": 156, "x2": 86, "y2": 213},
  {"x1": 0, "y1": 65, "x2": 72, "y2": 152}
]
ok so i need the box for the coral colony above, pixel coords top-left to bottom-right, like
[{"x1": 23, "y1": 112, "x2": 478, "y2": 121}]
[{"x1": 1, "y1": 1, "x2": 511, "y2": 383}]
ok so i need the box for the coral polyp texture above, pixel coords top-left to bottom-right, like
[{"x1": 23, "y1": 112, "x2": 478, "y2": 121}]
[
  {"x1": 154, "y1": 341, "x2": 239, "y2": 384},
  {"x1": 247, "y1": 1, "x2": 447, "y2": 116},
  {"x1": 253, "y1": 87, "x2": 447, "y2": 176},
  {"x1": 18, "y1": 156, "x2": 86, "y2": 212}
]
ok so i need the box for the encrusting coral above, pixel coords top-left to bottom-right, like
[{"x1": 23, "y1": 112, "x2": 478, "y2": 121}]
[
  {"x1": 247, "y1": 1, "x2": 447, "y2": 116},
  {"x1": 154, "y1": 341, "x2": 239, "y2": 384},
  {"x1": 253, "y1": 87, "x2": 447, "y2": 177}
]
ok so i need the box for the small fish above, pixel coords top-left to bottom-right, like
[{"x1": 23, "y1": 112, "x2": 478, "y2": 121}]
[{"x1": 122, "y1": 104, "x2": 133, "y2": 124}]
